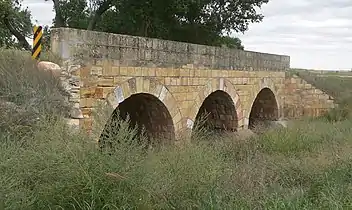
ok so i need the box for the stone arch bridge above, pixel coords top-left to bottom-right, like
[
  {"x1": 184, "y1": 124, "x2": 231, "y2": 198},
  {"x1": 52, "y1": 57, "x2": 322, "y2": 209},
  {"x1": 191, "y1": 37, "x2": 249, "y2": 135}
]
[{"x1": 51, "y1": 28, "x2": 335, "y2": 143}]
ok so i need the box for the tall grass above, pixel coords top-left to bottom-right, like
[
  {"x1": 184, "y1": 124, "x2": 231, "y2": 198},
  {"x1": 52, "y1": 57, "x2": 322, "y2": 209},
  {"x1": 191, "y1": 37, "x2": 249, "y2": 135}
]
[
  {"x1": 1, "y1": 49, "x2": 352, "y2": 209},
  {"x1": 2, "y1": 115, "x2": 352, "y2": 209},
  {"x1": 0, "y1": 49, "x2": 69, "y2": 140}
]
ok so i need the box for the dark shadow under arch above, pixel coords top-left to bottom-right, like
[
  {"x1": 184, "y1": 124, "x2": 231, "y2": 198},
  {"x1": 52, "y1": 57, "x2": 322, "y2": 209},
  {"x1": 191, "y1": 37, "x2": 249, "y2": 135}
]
[
  {"x1": 193, "y1": 90, "x2": 238, "y2": 133},
  {"x1": 248, "y1": 88, "x2": 279, "y2": 131},
  {"x1": 99, "y1": 93, "x2": 175, "y2": 149}
]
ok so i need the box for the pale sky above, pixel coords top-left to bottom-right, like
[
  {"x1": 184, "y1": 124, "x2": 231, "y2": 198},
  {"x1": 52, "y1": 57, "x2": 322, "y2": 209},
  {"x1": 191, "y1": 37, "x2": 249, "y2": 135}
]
[{"x1": 24, "y1": 0, "x2": 352, "y2": 70}]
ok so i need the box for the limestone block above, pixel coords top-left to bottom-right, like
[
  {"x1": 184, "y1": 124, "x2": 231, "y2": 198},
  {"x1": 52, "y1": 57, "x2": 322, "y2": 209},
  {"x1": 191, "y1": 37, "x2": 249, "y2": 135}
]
[
  {"x1": 80, "y1": 87, "x2": 96, "y2": 98},
  {"x1": 147, "y1": 68, "x2": 156, "y2": 76},
  {"x1": 91, "y1": 66, "x2": 103, "y2": 76},
  {"x1": 180, "y1": 68, "x2": 189, "y2": 77},
  {"x1": 37, "y1": 61, "x2": 62, "y2": 77},
  {"x1": 102, "y1": 60, "x2": 114, "y2": 76},
  {"x1": 68, "y1": 65, "x2": 81, "y2": 76},
  {"x1": 155, "y1": 68, "x2": 168, "y2": 76},
  {"x1": 80, "y1": 98, "x2": 95, "y2": 108},
  {"x1": 95, "y1": 87, "x2": 115, "y2": 99},
  {"x1": 70, "y1": 107, "x2": 84, "y2": 119},
  {"x1": 163, "y1": 77, "x2": 170, "y2": 85},
  {"x1": 119, "y1": 67, "x2": 134, "y2": 76},
  {"x1": 97, "y1": 77, "x2": 114, "y2": 87},
  {"x1": 81, "y1": 108, "x2": 93, "y2": 118},
  {"x1": 79, "y1": 66, "x2": 91, "y2": 78}
]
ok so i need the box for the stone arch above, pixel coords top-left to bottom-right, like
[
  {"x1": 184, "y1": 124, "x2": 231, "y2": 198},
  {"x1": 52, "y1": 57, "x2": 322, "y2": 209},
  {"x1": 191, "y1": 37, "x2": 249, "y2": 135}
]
[
  {"x1": 100, "y1": 77, "x2": 182, "y2": 145},
  {"x1": 186, "y1": 78, "x2": 244, "y2": 131},
  {"x1": 194, "y1": 90, "x2": 238, "y2": 132},
  {"x1": 247, "y1": 77, "x2": 281, "y2": 120},
  {"x1": 248, "y1": 86, "x2": 279, "y2": 131}
]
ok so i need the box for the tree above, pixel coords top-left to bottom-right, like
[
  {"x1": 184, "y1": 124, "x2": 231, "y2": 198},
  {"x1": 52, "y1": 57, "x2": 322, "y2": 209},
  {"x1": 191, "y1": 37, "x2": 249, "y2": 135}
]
[
  {"x1": 217, "y1": 36, "x2": 244, "y2": 50},
  {"x1": 87, "y1": 0, "x2": 113, "y2": 30},
  {"x1": 49, "y1": 0, "x2": 88, "y2": 28},
  {"x1": 50, "y1": 0, "x2": 270, "y2": 49},
  {"x1": 0, "y1": 23, "x2": 16, "y2": 48},
  {"x1": 41, "y1": 25, "x2": 51, "y2": 51},
  {"x1": 0, "y1": 0, "x2": 32, "y2": 50},
  {"x1": 48, "y1": 0, "x2": 113, "y2": 29}
]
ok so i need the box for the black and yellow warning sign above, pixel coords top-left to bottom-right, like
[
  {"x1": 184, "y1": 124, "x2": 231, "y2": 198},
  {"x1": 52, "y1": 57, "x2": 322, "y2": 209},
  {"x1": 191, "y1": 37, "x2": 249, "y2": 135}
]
[{"x1": 31, "y1": 25, "x2": 43, "y2": 60}]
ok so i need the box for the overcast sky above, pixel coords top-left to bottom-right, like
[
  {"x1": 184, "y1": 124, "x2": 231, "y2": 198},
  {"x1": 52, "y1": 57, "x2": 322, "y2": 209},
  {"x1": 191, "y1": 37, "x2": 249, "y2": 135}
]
[{"x1": 24, "y1": 0, "x2": 352, "y2": 70}]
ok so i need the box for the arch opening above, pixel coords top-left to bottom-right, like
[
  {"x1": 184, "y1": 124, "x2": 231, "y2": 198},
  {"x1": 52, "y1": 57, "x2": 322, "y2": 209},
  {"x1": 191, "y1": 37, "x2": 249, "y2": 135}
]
[
  {"x1": 248, "y1": 88, "x2": 279, "y2": 131},
  {"x1": 100, "y1": 93, "x2": 175, "y2": 149},
  {"x1": 193, "y1": 90, "x2": 238, "y2": 134}
]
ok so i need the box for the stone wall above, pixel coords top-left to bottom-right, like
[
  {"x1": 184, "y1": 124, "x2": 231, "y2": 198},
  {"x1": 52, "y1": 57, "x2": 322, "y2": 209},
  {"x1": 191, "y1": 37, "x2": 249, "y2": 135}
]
[
  {"x1": 283, "y1": 75, "x2": 336, "y2": 119},
  {"x1": 50, "y1": 28, "x2": 290, "y2": 71},
  {"x1": 48, "y1": 27, "x2": 337, "y2": 139},
  {"x1": 71, "y1": 63, "x2": 287, "y2": 136}
]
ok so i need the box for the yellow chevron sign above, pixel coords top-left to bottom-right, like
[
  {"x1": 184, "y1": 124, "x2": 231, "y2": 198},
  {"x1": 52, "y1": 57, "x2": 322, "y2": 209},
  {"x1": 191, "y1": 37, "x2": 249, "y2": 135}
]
[{"x1": 32, "y1": 25, "x2": 43, "y2": 60}]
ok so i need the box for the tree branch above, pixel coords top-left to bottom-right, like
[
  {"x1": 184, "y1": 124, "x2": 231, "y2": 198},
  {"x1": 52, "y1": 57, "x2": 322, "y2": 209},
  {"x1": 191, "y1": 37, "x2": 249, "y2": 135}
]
[
  {"x1": 52, "y1": 0, "x2": 65, "y2": 27},
  {"x1": 87, "y1": 0, "x2": 112, "y2": 30},
  {"x1": 3, "y1": 14, "x2": 31, "y2": 51}
]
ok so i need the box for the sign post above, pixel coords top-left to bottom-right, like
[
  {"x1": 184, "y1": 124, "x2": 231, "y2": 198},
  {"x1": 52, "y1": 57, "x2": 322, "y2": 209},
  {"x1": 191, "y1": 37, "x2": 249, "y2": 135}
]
[{"x1": 31, "y1": 25, "x2": 43, "y2": 60}]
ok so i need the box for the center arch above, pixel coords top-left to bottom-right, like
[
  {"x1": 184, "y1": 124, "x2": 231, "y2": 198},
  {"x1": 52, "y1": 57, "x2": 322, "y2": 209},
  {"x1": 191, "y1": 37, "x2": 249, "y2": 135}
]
[
  {"x1": 248, "y1": 87, "x2": 279, "y2": 131},
  {"x1": 194, "y1": 90, "x2": 238, "y2": 132},
  {"x1": 188, "y1": 78, "x2": 243, "y2": 134}
]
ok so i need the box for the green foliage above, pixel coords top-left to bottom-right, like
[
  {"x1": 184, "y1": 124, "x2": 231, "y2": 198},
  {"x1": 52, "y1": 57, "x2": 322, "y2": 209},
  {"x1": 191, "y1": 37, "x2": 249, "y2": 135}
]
[
  {"x1": 0, "y1": 0, "x2": 32, "y2": 50},
  {"x1": 0, "y1": 25, "x2": 16, "y2": 48},
  {"x1": 54, "y1": 0, "x2": 90, "y2": 29},
  {"x1": 50, "y1": 0, "x2": 269, "y2": 49},
  {"x1": 2, "y1": 0, "x2": 266, "y2": 51},
  {"x1": 216, "y1": 36, "x2": 244, "y2": 49},
  {"x1": 41, "y1": 25, "x2": 51, "y2": 52},
  {"x1": 258, "y1": 119, "x2": 352, "y2": 156}
]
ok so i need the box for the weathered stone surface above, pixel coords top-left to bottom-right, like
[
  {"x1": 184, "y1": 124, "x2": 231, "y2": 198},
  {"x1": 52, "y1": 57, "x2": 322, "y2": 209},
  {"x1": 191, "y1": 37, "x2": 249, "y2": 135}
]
[
  {"x1": 56, "y1": 65, "x2": 335, "y2": 138},
  {"x1": 50, "y1": 28, "x2": 290, "y2": 71},
  {"x1": 283, "y1": 75, "x2": 335, "y2": 119},
  {"x1": 69, "y1": 107, "x2": 84, "y2": 119},
  {"x1": 37, "y1": 61, "x2": 62, "y2": 77}
]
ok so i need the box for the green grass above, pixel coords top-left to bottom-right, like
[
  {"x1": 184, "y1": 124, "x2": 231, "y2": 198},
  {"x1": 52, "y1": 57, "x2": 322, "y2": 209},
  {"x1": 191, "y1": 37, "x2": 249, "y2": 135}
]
[
  {"x1": 2, "y1": 116, "x2": 352, "y2": 209},
  {"x1": 1, "y1": 49, "x2": 352, "y2": 209}
]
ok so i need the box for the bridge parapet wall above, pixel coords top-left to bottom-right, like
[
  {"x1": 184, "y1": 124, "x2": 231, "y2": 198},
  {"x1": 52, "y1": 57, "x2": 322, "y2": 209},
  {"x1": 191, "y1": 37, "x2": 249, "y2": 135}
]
[{"x1": 50, "y1": 28, "x2": 290, "y2": 71}]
